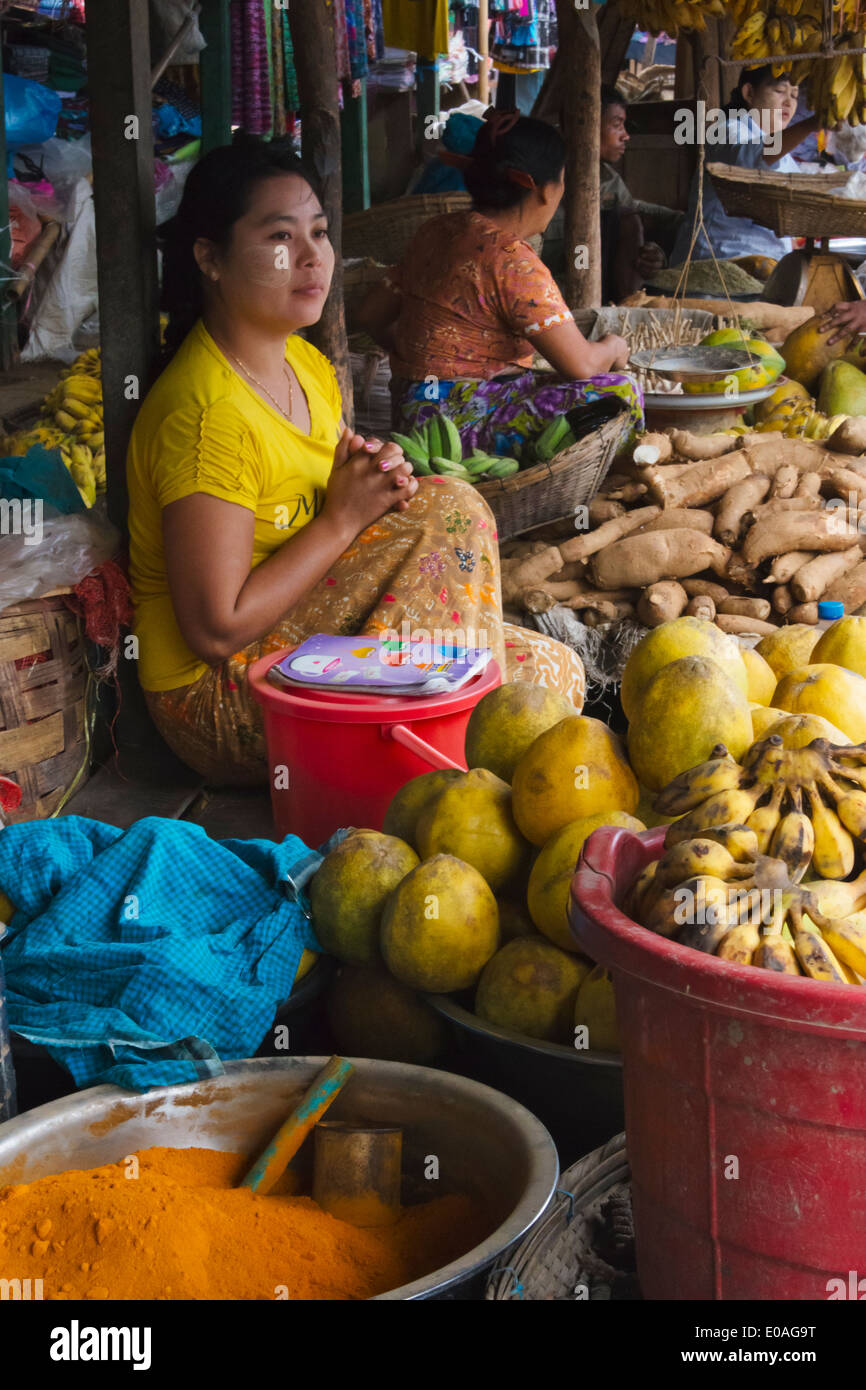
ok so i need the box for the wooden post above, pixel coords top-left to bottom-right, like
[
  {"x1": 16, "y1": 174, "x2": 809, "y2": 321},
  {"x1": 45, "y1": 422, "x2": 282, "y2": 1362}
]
[
  {"x1": 555, "y1": 0, "x2": 602, "y2": 309},
  {"x1": 478, "y1": 0, "x2": 490, "y2": 107},
  {"x1": 199, "y1": 0, "x2": 233, "y2": 153},
  {"x1": 341, "y1": 79, "x2": 371, "y2": 215},
  {"x1": 87, "y1": 0, "x2": 161, "y2": 532},
  {"x1": 0, "y1": 63, "x2": 19, "y2": 372},
  {"x1": 416, "y1": 58, "x2": 441, "y2": 154},
  {"x1": 288, "y1": 0, "x2": 354, "y2": 425}
]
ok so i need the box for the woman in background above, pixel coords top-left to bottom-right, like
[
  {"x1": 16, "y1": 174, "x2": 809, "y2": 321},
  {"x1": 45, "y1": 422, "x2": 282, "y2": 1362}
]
[{"x1": 359, "y1": 111, "x2": 643, "y2": 458}]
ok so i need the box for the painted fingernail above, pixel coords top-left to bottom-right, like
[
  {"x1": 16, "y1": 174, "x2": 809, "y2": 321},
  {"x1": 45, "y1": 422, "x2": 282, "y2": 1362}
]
[{"x1": 380, "y1": 460, "x2": 393, "y2": 471}]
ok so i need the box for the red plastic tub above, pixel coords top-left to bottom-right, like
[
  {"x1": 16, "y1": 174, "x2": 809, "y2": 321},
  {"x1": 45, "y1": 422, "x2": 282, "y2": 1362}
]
[
  {"x1": 570, "y1": 825, "x2": 866, "y2": 1301},
  {"x1": 248, "y1": 648, "x2": 501, "y2": 846}
]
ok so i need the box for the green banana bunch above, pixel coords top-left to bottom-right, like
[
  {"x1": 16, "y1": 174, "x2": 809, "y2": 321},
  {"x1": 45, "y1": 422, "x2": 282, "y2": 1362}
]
[
  {"x1": 430, "y1": 456, "x2": 471, "y2": 479},
  {"x1": 533, "y1": 417, "x2": 577, "y2": 463}
]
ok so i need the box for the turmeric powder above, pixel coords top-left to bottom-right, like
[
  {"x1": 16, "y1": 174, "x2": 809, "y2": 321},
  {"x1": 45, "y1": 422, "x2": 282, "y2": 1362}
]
[{"x1": 0, "y1": 1146, "x2": 488, "y2": 1300}]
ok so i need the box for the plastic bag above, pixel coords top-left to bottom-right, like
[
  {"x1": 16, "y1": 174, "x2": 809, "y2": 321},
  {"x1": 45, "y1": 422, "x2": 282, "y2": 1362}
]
[
  {"x1": 151, "y1": 0, "x2": 206, "y2": 62},
  {"x1": 16, "y1": 135, "x2": 91, "y2": 221},
  {"x1": 8, "y1": 180, "x2": 41, "y2": 268},
  {"x1": 0, "y1": 507, "x2": 118, "y2": 613},
  {"x1": 21, "y1": 177, "x2": 96, "y2": 363},
  {"x1": 3, "y1": 74, "x2": 61, "y2": 156}
]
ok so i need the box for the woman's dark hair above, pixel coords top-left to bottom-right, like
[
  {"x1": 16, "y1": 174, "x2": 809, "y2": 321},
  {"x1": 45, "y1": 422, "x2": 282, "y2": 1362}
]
[
  {"x1": 158, "y1": 133, "x2": 323, "y2": 363},
  {"x1": 464, "y1": 114, "x2": 565, "y2": 212},
  {"x1": 727, "y1": 64, "x2": 792, "y2": 112},
  {"x1": 601, "y1": 85, "x2": 628, "y2": 113}
]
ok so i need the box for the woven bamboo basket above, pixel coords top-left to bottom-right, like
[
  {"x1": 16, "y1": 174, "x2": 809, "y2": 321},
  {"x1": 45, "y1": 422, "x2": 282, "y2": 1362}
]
[
  {"x1": 706, "y1": 163, "x2": 865, "y2": 239},
  {"x1": 476, "y1": 404, "x2": 629, "y2": 542},
  {"x1": 485, "y1": 1133, "x2": 635, "y2": 1300},
  {"x1": 342, "y1": 193, "x2": 472, "y2": 265},
  {"x1": 0, "y1": 591, "x2": 88, "y2": 823}
]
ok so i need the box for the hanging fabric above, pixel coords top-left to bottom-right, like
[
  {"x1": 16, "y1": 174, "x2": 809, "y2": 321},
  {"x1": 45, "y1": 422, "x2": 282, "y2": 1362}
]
[
  {"x1": 271, "y1": 1, "x2": 287, "y2": 137},
  {"x1": 281, "y1": 8, "x2": 300, "y2": 114},
  {"x1": 381, "y1": 0, "x2": 450, "y2": 61},
  {"x1": 261, "y1": 0, "x2": 275, "y2": 139},
  {"x1": 335, "y1": 0, "x2": 352, "y2": 81},
  {"x1": 345, "y1": 0, "x2": 370, "y2": 80}
]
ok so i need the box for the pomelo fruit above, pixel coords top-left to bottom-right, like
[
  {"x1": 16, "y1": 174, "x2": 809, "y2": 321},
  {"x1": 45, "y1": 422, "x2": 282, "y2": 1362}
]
[
  {"x1": 781, "y1": 313, "x2": 865, "y2": 393},
  {"x1": 750, "y1": 704, "x2": 785, "y2": 741},
  {"x1": 771, "y1": 663, "x2": 866, "y2": 743},
  {"x1": 812, "y1": 614, "x2": 866, "y2": 679},
  {"x1": 496, "y1": 897, "x2": 537, "y2": 942},
  {"x1": 309, "y1": 829, "x2": 419, "y2": 965},
  {"x1": 475, "y1": 937, "x2": 589, "y2": 1044},
  {"x1": 620, "y1": 617, "x2": 748, "y2": 722},
  {"x1": 464, "y1": 681, "x2": 579, "y2": 782},
  {"x1": 754, "y1": 712, "x2": 850, "y2": 749},
  {"x1": 755, "y1": 624, "x2": 819, "y2": 680},
  {"x1": 511, "y1": 715, "x2": 639, "y2": 847},
  {"x1": 326, "y1": 963, "x2": 447, "y2": 1064},
  {"x1": 528, "y1": 811, "x2": 645, "y2": 952},
  {"x1": 415, "y1": 767, "x2": 528, "y2": 893},
  {"x1": 753, "y1": 376, "x2": 811, "y2": 427},
  {"x1": 628, "y1": 655, "x2": 753, "y2": 791},
  {"x1": 382, "y1": 769, "x2": 463, "y2": 851},
  {"x1": 741, "y1": 646, "x2": 777, "y2": 704},
  {"x1": 817, "y1": 359, "x2": 866, "y2": 417},
  {"x1": 380, "y1": 854, "x2": 500, "y2": 992},
  {"x1": 574, "y1": 965, "x2": 620, "y2": 1053}
]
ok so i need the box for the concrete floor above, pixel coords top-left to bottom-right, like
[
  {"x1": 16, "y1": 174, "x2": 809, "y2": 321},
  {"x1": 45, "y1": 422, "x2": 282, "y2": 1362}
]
[{"x1": 0, "y1": 359, "x2": 67, "y2": 426}]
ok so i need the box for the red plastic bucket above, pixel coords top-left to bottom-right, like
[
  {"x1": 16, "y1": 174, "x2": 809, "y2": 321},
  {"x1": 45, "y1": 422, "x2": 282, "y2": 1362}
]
[
  {"x1": 248, "y1": 648, "x2": 501, "y2": 846},
  {"x1": 570, "y1": 825, "x2": 866, "y2": 1301}
]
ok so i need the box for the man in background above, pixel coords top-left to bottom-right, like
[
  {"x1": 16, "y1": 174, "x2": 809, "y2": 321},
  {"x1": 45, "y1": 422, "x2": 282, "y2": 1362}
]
[{"x1": 542, "y1": 86, "x2": 683, "y2": 300}]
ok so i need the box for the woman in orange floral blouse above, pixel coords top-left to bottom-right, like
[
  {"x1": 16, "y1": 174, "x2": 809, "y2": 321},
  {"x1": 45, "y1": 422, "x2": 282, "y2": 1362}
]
[{"x1": 360, "y1": 112, "x2": 644, "y2": 457}]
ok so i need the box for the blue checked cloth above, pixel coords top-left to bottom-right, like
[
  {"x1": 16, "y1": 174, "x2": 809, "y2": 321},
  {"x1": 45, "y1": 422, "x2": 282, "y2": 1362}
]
[{"x1": 0, "y1": 816, "x2": 334, "y2": 1092}]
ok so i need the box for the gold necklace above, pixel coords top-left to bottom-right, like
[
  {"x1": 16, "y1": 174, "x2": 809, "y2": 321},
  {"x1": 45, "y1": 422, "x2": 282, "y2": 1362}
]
[{"x1": 221, "y1": 343, "x2": 295, "y2": 421}]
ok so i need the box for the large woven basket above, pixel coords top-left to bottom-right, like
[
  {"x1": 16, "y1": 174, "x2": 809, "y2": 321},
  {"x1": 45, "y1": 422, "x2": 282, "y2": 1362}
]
[
  {"x1": 476, "y1": 403, "x2": 629, "y2": 542},
  {"x1": 485, "y1": 1133, "x2": 635, "y2": 1300},
  {"x1": 706, "y1": 163, "x2": 865, "y2": 239},
  {"x1": 342, "y1": 193, "x2": 472, "y2": 265},
  {"x1": 0, "y1": 591, "x2": 88, "y2": 823}
]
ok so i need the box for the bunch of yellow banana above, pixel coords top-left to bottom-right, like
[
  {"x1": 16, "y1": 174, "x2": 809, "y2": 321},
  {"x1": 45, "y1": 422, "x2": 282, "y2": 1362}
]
[
  {"x1": 2, "y1": 423, "x2": 67, "y2": 456},
  {"x1": 616, "y1": 0, "x2": 726, "y2": 38},
  {"x1": 655, "y1": 734, "x2": 866, "y2": 884},
  {"x1": 732, "y1": 6, "x2": 822, "y2": 60},
  {"x1": 631, "y1": 814, "x2": 866, "y2": 984},
  {"x1": 753, "y1": 398, "x2": 836, "y2": 440},
  {"x1": 59, "y1": 441, "x2": 97, "y2": 509},
  {"x1": 807, "y1": 49, "x2": 866, "y2": 127},
  {"x1": 41, "y1": 359, "x2": 105, "y2": 489}
]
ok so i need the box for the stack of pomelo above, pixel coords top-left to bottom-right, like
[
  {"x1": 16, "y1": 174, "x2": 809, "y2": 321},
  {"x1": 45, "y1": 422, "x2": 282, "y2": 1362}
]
[{"x1": 313, "y1": 682, "x2": 633, "y2": 1060}]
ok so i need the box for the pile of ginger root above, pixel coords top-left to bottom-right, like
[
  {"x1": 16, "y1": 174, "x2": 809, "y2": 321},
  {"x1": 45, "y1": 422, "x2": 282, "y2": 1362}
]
[{"x1": 500, "y1": 419, "x2": 866, "y2": 636}]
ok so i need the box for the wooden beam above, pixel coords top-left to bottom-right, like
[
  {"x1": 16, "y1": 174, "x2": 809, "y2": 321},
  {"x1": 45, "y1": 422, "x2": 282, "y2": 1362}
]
[
  {"x1": 0, "y1": 63, "x2": 20, "y2": 372},
  {"x1": 598, "y1": 0, "x2": 635, "y2": 89},
  {"x1": 199, "y1": 0, "x2": 233, "y2": 154},
  {"x1": 555, "y1": 0, "x2": 602, "y2": 309},
  {"x1": 288, "y1": 0, "x2": 354, "y2": 425},
  {"x1": 341, "y1": 79, "x2": 370, "y2": 215},
  {"x1": 87, "y1": 0, "x2": 160, "y2": 532}
]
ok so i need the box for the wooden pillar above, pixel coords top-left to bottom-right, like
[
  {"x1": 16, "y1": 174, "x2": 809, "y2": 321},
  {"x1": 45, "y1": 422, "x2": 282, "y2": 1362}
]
[
  {"x1": 0, "y1": 63, "x2": 19, "y2": 372},
  {"x1": 555, "y1": 0, "x2": 602, "y2": 309},
  {"x1": 199, "y1": 0, "x2": 233, "y2": 153},
  {"x1": 288, "y1": 0, "x2": 353, "y2": 424},
  {"x1": 341, "y1": 79, "x2": 370, "y2": 215},
  {"x1": 478, "y1": 0, "x2": 490, "y2": 107},
  {"x1": 87, "y1": 0, "x2": 160, "y2": 532}
]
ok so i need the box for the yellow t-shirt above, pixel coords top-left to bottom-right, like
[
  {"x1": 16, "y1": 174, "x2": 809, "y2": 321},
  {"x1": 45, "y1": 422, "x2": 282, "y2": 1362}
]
[{"x1": 127, "y1": 320, "x2": 343, "y2": 692}]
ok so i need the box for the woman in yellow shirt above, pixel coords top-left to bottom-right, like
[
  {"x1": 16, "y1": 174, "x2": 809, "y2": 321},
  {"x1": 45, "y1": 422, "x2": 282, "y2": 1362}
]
[{"x1": 128, "y1": 137, "x2": 586, "y2": 785}]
